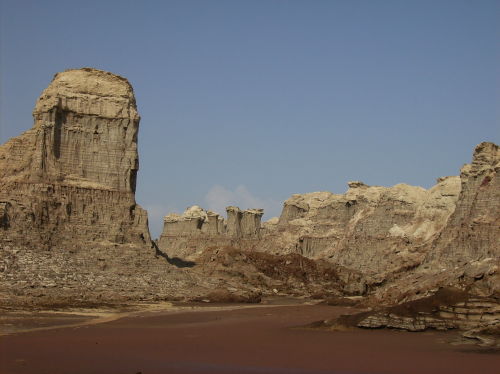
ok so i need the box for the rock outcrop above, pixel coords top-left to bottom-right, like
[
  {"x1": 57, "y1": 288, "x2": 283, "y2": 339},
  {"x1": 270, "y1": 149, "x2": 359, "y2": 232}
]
[
  {"x1": 370, "y1": 142, "x2": 500, "y2": 305},
  {"x1": 0, "y1": 68, "x2": 219, "y2": 307},
  {"x1": 0, "y1": 68, "x2": 150, "y2": 249},
  {"x1": 314, "y1": 287, "x2": 500, "y2": 346},
  {"x1": 309, "y1": 143, "x2": 499, "y2": 340},
  {"x1": 264, "y1": 177, "x2": 461, "y2": 278},
  {"x1": 158, "y1": 205, "x2": 264, "y2": 259},
  {"x1": 158, "y1": 142, "x2": 498, "y2": 310},
  {"x1": 1, "y1": 67, "x2": 498, "y2": 337}
]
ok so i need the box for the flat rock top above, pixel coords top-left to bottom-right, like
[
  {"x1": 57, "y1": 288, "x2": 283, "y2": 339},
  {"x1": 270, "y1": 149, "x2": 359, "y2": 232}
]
[
  {"x1": 34, "y1": 67, "x2": 138, "y2": 119},
  {"x1": 39, "y1": 67, "x2": 134, "y2": 100}
]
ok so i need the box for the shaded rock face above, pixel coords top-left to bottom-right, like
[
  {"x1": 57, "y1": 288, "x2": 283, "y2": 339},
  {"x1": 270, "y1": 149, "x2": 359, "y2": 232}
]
[
  {"x1": 429, "y1": 142, "x2": 499, "y2": 264},
  {"x1": 371, "y1": 142, "x2": 500, "y2": 306},
  {"x1": 0, "y1": 68, "x2": 150, "y2": 249},
  {"x1": 158, "y1": 205, "x2": 264, "y2": 259}
]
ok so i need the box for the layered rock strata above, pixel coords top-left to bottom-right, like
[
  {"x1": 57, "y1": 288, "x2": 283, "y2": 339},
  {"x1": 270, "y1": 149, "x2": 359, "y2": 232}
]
[
  {"x1": 314, "y1": 288, "x2": 499, "y2": 347},
  {"x1": 158, "y1": 205, "x2": 264, "y2": 259},
  {"x1": 264, "y1": 177, "x2": 461, "y2": 277},
  {"x1": 370, "y1": 142, "x2": 500, "y2": 304},
  {"x1": 160, "y1": 176, "x2": 461, "y2": 283},
  {"x1": 0, "y1": 68, "x2": 150, "y2": 249},
  {"x1": 159, "y1": 142, "x2": 498, "y2": 303},
  {"x1": 310, "y1": 143, "x2": 499, "y2": 338},
  {"x1": 0, "y1": 68, "x2": 216, "y2": 306}
]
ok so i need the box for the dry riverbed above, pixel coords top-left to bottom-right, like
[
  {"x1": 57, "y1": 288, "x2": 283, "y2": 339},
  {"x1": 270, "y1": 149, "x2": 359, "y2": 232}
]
[{"x1": 0, "y1": 299, "x2": 498, "y2": 374}]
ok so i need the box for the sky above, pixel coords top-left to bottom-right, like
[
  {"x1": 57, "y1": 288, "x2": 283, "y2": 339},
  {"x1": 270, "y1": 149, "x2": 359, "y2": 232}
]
[{"x1": 1, "y1": 0, "x2": 499, "y2": 238}]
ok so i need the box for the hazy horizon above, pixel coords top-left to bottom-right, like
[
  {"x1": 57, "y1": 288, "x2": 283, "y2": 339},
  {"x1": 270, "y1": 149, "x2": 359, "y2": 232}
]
[{"x1": 1, "y1": 0, "x2": 498, "y2": 237}]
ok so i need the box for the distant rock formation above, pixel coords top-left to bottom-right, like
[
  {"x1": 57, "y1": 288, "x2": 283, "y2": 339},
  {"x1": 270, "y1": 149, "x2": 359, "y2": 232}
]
[
  {"x1": 158, "y1": 142, "x2": 498, "y2": 299},
  {"x1": 268, "y1": 176, "x2": 461, "y2": 278},
  {"x1": 158, "y1": 205, "x2": 264, "y2": 259},
  {"x1": 160, "y1": 177, "x2": 461, "y2": 278},
  {"x1": 0, "y1": 68, "x2": 150, "y2": 249}
]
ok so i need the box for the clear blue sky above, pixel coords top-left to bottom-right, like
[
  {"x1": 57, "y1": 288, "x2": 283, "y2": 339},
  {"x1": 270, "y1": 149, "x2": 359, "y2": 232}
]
[{"x1": 1, "y1": 0, "x2": 499, "y2": 237}]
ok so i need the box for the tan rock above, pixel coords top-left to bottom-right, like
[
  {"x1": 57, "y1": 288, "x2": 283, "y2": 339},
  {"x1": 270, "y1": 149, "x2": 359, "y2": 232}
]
[
  {"x1": 158, "y1": 205, "x2": 264, "y2": 259},
  {"x1": 0, "y1": 68, "x2": 227, "y2": 307},
  {"x1": 261, "y1": 177, "x2": 460, "y2": 280},
  {"x1": 0, "y1": 68, "x2": 150, "y2": 249}
]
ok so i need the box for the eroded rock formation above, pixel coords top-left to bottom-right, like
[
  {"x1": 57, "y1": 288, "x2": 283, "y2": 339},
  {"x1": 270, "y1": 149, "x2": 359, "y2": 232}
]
[
  {"x1": 0, "y1": 68, "x2": 150, "y2": 249},
  {"x1": 370, "y1": 142, "x2": 500, "y2": 304},
  {"x1": 0, "y1": 68, "x2": 217, "y2": 306},
  {"x1": 1, "y1": 68, "x2": 497, "y2": 342},
  {"x1": 158, "y1": 142, "x2": 499, "y2": 339},
  {"x1": 310, "y1": 143, "x2": 499, "y2": 340},
  {"x1": 267, "y1": 177, "x2": 461, "y2": 276},
  {"x1": 158, "y1": 205, "x2": 264, "y2": 259}
]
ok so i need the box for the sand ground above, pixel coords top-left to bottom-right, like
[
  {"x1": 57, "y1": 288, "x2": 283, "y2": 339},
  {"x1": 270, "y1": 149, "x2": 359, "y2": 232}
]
[{"x1": 0, "y1": 302, "x2": 498, "y2": 374}]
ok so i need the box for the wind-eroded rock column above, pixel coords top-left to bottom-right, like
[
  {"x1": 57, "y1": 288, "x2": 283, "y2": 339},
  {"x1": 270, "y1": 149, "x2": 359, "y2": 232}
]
[
  {"x1": 0, "y1": 68, "x2": 150, "y2": 249},
  {"x1": 158, "y1": 206, "x2": 264, "y2": 259}
]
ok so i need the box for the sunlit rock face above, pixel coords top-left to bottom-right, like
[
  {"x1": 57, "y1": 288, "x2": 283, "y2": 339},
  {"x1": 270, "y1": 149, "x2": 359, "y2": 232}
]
[
  {"x1": 0, "y1": 68, "x2": 150, "y2": 249},
  {"x1": 0, "y1": 68, "x2": 206, "y2": 307},
  {"x1": 158, "y1": 205, "x2": 264, "y2": 259},
  {"x1": 261, "y1": 177, "x2": 461, "y2": 277}
]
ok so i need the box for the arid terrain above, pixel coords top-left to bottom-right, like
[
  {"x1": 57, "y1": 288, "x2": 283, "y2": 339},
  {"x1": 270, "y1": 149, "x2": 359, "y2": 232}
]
[
  {"x1": 0, "y1": 68, "x2": 498, "y2": 373},
  {"x1": 1, "y1": 301, "x2": 499, "y2": 374}
]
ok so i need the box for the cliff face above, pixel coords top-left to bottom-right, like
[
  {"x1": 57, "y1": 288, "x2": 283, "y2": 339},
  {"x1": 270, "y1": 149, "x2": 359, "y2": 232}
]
[
  {"x1": 429, "y1": 142, "x2": 499, "y2": 264},
  {"x1": 0, "y1": 68, "x2": 150, "y2": 249},
  {"x1": 256, "y1": 177, "x2": 461, "y2": 279},
  {"x1": 371, "y1": 142, "x2": 500, "y2": 304},
  {"x1": 158, "y1": 205, "x2": 264, "y2": 259},
  {"x1": 0, "y1": 69, "x2": 201, "y2": 307},
  {"x1": 157, "y1": 142, "x2": 498, "y2": 303}
]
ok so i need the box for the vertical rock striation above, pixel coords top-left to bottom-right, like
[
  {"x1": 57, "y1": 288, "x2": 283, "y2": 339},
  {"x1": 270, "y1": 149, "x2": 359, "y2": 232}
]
[
  {"x1": 158, "y1": 205, "x2": 264, "y2": 259},
  {"x1": 260, "y1": 177, "x2": 461, "y2": 279},
  {"x1": 0, "y1": 68, "x2": 150, "y2": 249},
  {"x1": 429, "y1": 142, "x2": 499, "y2": 264},
  {"x1": 0, "y1": 68, "x2": 224, "y2": 307}
]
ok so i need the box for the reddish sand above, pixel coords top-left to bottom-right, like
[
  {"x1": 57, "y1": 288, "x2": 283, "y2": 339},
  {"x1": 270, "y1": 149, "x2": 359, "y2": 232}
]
[{"x1": 0, "y1": 304, "x2": 498, "y2": 374}]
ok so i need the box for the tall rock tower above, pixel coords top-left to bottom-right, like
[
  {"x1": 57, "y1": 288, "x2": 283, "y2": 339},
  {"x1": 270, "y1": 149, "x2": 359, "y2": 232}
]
[{"x1": 0, "y1": 68, "x2": 150, "y2": 249}]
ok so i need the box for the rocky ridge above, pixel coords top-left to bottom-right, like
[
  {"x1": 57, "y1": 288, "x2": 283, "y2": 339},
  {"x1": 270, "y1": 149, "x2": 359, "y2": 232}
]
[{"x1": 159, "y1": 142, "x2": 499, "y2": 339}]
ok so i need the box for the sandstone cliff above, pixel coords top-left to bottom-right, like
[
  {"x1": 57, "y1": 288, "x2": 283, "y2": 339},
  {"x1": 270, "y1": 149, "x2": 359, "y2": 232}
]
[
  {"x1": 159, "y1": 176, "x2": 462, "y2": 285},
  {"x1": 158, "y1": 142, "x2": 498, "y2": 304},
  {"x1": 313, "y1": 142, "x2": 499, "y2": 341}
]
